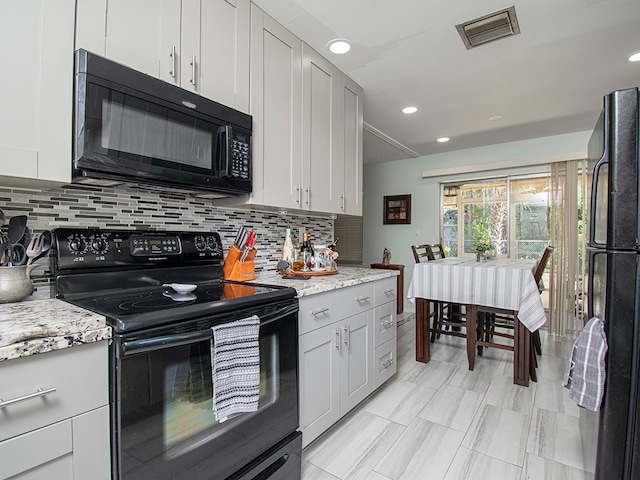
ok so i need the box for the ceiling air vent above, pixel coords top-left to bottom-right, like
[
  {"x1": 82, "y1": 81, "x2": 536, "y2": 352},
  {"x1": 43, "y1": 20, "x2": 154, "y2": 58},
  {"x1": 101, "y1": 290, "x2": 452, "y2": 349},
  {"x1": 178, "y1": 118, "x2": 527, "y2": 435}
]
[{"x1": 456, "y1": 5, "x2": 520, "y2": 49}]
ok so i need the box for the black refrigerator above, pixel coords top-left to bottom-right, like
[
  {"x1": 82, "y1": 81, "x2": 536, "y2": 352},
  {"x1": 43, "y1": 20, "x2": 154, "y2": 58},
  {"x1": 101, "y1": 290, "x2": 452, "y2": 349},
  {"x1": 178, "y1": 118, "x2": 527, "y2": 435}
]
[{"x1": 585, "y1": 86, "x2": 639, "y2": 480}]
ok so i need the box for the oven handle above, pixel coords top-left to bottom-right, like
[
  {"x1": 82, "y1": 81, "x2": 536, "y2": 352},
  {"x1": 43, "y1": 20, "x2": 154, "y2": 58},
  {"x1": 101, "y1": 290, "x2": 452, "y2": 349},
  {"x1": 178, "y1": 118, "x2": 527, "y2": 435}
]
[{"x1": 121, "y1": 301, "x2": 298, "y2": 356}]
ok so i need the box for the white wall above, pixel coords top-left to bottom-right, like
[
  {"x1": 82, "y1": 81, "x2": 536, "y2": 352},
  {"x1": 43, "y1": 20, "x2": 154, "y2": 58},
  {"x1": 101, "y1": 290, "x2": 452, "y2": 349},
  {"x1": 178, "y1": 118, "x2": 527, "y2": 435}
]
[{"x1": 362, "y1": 130, "x2": 591, "y2": 313}]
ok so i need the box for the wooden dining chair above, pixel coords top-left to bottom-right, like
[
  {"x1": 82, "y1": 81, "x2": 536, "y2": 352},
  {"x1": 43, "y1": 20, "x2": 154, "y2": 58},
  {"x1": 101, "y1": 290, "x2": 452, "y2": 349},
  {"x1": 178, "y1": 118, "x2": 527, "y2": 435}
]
[
  {"x1": 411, "y1": 244, "x2": 435, "y2": 263},
  {"x1": 473, "y1": 245, "x2": 554, "y2": 383},
  {"x1": 411, "y1": 243, "x2": 464, "y2": 343}
]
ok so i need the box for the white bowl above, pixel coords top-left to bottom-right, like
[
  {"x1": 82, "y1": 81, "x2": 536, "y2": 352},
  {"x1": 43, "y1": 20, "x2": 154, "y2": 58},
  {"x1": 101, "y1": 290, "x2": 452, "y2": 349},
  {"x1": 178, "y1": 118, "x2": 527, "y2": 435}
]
[{"x1": 163, "y1": 283, "x2": 197, "y2": 294}]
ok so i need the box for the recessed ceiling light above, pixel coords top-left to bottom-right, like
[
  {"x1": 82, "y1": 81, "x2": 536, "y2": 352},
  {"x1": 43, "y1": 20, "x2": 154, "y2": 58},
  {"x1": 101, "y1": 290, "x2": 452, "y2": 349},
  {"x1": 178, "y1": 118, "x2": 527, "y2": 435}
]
[
  {"x1": 437, "y1": 137, "x2": 450, "y2": 143},
  {"x1": 327, "y1": 39, "x2": 352, "y2": 54},
  {"x1": 488, "y1": 114, "x2": 503, "y2": 121},
  {"x1": 402, "y1": 106, "x2": 418, "y2": 114},
  {"x1": 629, "y1": 51, "x2": 640, "y2": 62}
]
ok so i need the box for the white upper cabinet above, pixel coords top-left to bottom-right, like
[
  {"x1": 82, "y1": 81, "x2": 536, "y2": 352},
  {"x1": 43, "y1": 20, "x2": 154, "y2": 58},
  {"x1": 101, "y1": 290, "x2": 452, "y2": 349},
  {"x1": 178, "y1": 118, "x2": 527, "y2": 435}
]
[
  {"x1": 0, "y1": 0, "x2": 75, "y2": 187},
  {"x1": 76, "y1": 0, "x2": 250, "y2": 112},
  {"x1": 337, "y1": 74, "x2": 364, "y2": 216},
  {"x1": 249, "y1": 4, "x2": 303, "y2": 209},
  {"x1": 244, "y1": 6, "x2": 364, "y2": 215},
  {"x1": 302, "y1": 45, "x2": 340, "y2": 214}
]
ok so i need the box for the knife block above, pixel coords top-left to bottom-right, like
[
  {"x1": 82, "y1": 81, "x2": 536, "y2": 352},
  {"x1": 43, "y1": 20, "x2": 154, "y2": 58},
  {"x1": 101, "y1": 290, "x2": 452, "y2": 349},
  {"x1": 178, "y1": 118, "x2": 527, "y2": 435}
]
[{"x1": 223, "y1": 244, "x2": 256, "y2": 281}]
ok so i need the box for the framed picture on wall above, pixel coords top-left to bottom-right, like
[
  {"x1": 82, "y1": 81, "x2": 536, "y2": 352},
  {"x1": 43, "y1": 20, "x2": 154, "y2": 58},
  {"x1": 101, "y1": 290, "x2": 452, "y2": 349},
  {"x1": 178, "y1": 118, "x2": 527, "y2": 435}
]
[{"x1": 383, "y1": 194, "x2": 411, "y2": 224}]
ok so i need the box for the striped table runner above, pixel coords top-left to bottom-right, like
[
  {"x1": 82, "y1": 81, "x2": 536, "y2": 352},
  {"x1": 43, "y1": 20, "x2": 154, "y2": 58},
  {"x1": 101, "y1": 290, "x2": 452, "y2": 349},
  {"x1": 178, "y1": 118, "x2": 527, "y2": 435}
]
[{"x1": 407, "y1": 257, "x2": 546, "y2": 332}]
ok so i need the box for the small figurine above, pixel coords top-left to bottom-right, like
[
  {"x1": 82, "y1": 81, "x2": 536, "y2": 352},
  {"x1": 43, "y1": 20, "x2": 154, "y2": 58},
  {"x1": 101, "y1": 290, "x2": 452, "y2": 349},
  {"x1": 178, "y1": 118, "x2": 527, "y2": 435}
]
[{"x1": 382, "y1": 247, "x2": 391, "y2": 264}]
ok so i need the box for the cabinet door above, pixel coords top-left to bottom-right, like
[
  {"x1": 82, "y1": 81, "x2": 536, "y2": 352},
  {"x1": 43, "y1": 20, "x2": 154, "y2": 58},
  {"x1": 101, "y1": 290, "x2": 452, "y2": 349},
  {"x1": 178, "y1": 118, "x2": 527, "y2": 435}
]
[
  {"x1": 302, "y1": 44, "x2": 339, "y2": 213},
  {"x1": 250, "y1": 5, "x2": 303, "y2": 209},
  {"x1": 299, "y1": 323, "x2": 340, "y2": 448},
  {"x1": 339, "y1": 311, "x2": 374, "y2": 414},
  {"x1": 72, "y1": 406, "x2": 111, "y2": 479},
  {"x1": 338, "y1": 74, "x2": 364, "y2": 216},
  {"x1": 103, "y1": 0, "x2": 181, "y2": 82},
  {"x1": 188, "y1": 0, "x2": 250, "y2": 111},
  {"x1": 0, "y1": 0, "x2": 74, "y2": 185}
]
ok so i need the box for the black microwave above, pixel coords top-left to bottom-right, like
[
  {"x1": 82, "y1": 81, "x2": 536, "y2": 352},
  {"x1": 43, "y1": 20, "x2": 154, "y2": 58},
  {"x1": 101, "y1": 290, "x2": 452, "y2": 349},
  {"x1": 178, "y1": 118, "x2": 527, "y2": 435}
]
[{"x1": 73, "y1": 49, "x2": 252, "y2": 197}]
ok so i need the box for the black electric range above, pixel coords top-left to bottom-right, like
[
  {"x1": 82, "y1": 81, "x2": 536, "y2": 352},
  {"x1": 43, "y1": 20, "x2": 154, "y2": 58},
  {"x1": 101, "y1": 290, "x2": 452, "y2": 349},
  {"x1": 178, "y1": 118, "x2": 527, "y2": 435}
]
[{"x1": 51, "y1": 228, "x2": 296, "y2": 333}]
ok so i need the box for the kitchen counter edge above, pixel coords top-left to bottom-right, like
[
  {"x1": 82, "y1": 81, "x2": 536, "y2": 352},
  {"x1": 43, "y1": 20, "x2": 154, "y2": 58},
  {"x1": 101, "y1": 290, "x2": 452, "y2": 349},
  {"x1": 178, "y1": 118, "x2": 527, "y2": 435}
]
[
  {"x1": 0, "y1": 298, "x2": 110, "y2": 362},
  {"x1": 254, "y1": 266, "x2": 399, "y2": 297}
]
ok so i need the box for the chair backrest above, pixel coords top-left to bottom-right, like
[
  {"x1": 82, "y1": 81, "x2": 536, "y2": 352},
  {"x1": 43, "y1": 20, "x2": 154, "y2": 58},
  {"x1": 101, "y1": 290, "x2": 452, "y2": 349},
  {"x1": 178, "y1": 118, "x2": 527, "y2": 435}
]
[
  {"x1": 534, "y1": 245, "x2": 554, "y2": 285},
  {"x1": 411, "y1": 244, "x2": 435, "y2": 263},
  {"x1": 432, "y1": 244, "x2": 446, "y2": 259}
]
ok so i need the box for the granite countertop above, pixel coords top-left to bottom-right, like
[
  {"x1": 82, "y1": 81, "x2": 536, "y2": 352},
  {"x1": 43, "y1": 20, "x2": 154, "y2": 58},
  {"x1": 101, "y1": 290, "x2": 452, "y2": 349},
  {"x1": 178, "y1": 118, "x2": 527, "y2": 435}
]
[
  {"x1": 0, "y1": 299, "x2": 110, "y2": 362},
  {"x1": 0, "y1": 267, "x2": 394, "y2": 362},
  {"x1": 254, "y1": 266, "x2": 399, "y2": 297}
]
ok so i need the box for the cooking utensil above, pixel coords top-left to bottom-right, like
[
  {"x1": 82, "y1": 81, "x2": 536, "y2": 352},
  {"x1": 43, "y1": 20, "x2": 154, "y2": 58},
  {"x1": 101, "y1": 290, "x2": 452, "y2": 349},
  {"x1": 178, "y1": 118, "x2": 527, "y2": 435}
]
[
  {"x1": 26, "y1": 234, "x2": 44, "y2": 265},
  {"x1": 6, "y1": 215, "x2": 27, "y2": 267},
  {"x1": 26, "y1": 230, "x2": 52, "y2": 265},
  {"x1": 7, "y1": 215, "x2": 27, "y2": 245},
  {"x1": 0, "y1": 208, "x2": 5, "y2": 227}
]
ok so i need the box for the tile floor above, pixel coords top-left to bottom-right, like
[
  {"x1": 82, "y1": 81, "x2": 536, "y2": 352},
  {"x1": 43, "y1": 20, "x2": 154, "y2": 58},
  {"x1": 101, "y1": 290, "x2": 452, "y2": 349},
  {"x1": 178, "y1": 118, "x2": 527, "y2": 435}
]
[{"x1": 301, "y1": 315, "x2": 596, "y2": 480}]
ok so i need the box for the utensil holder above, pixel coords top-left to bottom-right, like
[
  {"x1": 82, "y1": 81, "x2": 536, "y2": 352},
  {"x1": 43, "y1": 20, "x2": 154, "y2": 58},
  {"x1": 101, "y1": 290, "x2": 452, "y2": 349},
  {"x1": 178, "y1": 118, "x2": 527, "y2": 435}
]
[{"x1": 223, "y1": 245, "x2": 256, "y2": 281}]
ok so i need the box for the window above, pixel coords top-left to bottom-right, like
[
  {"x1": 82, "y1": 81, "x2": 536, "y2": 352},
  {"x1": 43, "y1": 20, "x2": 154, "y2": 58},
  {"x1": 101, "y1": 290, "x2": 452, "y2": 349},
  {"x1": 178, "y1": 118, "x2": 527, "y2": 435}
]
[{"x1": 441, "y1": 175, "x2": 550, "y2": 259}]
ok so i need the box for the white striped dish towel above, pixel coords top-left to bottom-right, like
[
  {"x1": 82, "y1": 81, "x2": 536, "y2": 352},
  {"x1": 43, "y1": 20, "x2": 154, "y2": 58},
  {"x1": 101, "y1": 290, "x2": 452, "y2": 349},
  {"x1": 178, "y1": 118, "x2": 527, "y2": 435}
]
[
  {"x1": 210, "y1": 315, "x2": 260, "y2": 423},
  {"x1": 563, "y1": 317, "x2": 608, "y2": 411}
]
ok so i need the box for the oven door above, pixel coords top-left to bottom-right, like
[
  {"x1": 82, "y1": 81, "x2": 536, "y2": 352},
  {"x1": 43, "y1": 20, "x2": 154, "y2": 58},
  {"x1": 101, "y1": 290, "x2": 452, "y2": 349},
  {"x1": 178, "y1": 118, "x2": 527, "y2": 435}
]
[{"x1": 111, "y1": 298, "x2": 299, "y2": 480}]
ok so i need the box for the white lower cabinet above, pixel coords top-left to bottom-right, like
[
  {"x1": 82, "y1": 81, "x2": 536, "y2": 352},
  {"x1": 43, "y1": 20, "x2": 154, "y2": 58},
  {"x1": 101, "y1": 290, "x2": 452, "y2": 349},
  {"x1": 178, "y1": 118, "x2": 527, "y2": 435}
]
[
  {"x1": 299, "y1": 277, "x2": 397, "y2": 447},
  {"x1": 0, "y1": 341, "x2": 110, "y2": 480}
]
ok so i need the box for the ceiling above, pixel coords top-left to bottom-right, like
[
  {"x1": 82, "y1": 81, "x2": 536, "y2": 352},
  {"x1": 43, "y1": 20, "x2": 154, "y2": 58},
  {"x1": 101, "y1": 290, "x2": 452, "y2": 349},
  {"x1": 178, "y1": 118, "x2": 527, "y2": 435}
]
[{"x1": 251, "y1": 0, "x2": 640, "y2": 164}]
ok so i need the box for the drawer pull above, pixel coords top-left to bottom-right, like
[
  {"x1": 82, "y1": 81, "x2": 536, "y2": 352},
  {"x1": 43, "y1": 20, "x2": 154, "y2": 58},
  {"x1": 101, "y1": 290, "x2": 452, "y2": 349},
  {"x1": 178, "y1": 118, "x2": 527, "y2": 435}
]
[
  {"x1": 355, "y1": 295, "x2": 370, "y2": 302},
  {"x1": 0, "y1": 387, "x2": 57, "y2": 408},
  {"x1": 382, "y1": 357, "x2": 393, "y2": 368},
  {"x1": 382, "y1": 320, "x2": 394, "y2": 329},
  {"x1": 311, "y1": 307, "x2": 329, "y2": 316},
  {"x1": 383, "y1": 288, "x2": 395, "y2": 294}
]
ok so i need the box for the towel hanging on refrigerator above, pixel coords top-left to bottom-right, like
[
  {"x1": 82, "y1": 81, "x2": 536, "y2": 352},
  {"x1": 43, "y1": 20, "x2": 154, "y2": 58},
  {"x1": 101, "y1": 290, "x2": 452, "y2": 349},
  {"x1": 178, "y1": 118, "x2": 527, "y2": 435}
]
[
  {"x1": 563, "y1": 317, "x2": 608, "y2": 411},
  {"x1": 210, "y1": 315, "x2": 260, "y2": 423}
]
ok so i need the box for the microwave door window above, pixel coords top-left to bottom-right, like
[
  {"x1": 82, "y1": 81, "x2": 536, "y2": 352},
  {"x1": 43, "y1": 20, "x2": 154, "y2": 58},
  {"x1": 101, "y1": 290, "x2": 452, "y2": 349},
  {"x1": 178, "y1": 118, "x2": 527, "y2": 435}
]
[{"x1": 102, "y1": 99, "x2": 214, "y2": 172}]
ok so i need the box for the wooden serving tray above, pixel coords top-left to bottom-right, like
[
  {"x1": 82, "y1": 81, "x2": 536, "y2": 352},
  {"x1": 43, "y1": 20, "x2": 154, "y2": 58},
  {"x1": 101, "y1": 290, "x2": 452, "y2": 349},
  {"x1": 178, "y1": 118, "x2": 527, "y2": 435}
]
[{"x1": 281, "y1": 267, "x2": 338, "y2": 278}]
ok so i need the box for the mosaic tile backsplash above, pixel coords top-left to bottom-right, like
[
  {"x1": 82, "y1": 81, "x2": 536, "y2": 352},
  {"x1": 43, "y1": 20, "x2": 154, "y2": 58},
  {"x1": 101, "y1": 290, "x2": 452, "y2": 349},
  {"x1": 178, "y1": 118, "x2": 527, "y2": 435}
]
[{"x1": 1, "y1": 184, "x2": 333, "y2": 298}]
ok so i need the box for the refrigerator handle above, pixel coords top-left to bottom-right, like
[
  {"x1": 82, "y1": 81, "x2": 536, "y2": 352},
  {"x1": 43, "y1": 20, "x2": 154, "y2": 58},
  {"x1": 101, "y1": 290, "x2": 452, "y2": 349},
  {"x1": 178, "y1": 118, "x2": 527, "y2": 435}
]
[
  {"x1": 586, "y1": 249, "x2": 596, "y2": 322},
  {"x1": 589, "y1": 155, "x2": 608, "y2": 248}
]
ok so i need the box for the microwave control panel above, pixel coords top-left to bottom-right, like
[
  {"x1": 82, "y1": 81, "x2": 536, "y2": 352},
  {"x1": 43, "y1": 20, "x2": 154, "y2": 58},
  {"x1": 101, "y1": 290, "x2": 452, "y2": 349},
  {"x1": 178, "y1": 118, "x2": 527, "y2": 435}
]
[{"x1": 229, "y1": 130, "x2": 250, "y2": 180}]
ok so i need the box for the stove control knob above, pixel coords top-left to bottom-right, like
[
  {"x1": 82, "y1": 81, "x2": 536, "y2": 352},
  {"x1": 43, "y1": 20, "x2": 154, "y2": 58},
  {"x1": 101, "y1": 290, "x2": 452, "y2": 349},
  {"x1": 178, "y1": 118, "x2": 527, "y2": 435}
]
[
  {"x1": 90, "y1": 236, "x2": 109, "y2": 254},
  {"x1": 194, "y1": 236, "x2": 206, "y2": 252},
  {"x1": 68, "y1": 236, "x2": 87, "y2": 254},
  {"x1": 206, "y1": 236, "x2": 218, "y2": 251}
]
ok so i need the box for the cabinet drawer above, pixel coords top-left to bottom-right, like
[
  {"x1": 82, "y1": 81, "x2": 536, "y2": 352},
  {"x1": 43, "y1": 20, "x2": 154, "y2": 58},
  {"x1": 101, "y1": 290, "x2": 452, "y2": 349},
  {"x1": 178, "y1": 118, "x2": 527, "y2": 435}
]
[
  {"x1": 374, "y1": 302, "x2": 396, "y2": 348},
  {"x1": 374, "y1": 277, "x2": 396, "y2": 305},
  {"x1": 0, "y1": 418, "x2": 73, "y2": 479},
  {"x1": 374, "y1": 338, "x2": 397, "y2": 388},
  {"x1": 0, "y1": 341, "x2": 108, "y2": 442},
  {"x1": 299, "y1": 283, "x2": 374, "y2": 335}
]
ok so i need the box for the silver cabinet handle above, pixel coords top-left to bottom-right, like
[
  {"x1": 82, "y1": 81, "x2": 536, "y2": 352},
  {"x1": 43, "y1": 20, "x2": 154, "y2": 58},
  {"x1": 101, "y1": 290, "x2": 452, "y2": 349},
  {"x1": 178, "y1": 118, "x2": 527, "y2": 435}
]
[
  {"x1": 343, "y1": 326, "x2": 349, "y2": 347},
  {"x1": 355, "y1": 295, "x2": 370, "y2": 302},
  {"x1": 311, "y1": 307, "x2": 329, "y2": 316},
  {"x1": 335, "y1": 328, "x2": 341, "y2": 351},
  {"x1": 190, "y1": 55, "x2": 197, "y2": 86},
  {"x1": 169, "y1": 45, "x2": 176, "y2": 78},
  {"x1": 296, "y1": 184, "x2": 302, "y2": 205},
  {"x1": 383, "y1": 288, "x2": 395, "y2": 294},
  {"x1": 305, "y1": 186, "x2": 310, "y2": 206},
  {"x1": 382, "y1": 319, "x2": 394, "y2": 329},
  {"x1": 382, "y1": 356, "x2": 393, "y2": 368},
  {"x1": 0, "y1": 387, "x2": 57, "y2": 408},
  {"x1": 341, "y1": 193, "x2": 345, "y2": 211}
]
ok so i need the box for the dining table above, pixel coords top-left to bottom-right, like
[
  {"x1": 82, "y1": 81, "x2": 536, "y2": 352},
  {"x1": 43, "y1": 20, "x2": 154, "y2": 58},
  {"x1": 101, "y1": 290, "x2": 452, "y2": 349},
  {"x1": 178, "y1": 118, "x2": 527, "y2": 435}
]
[{"x1": 407, "y1": 257, "x2": 547, "y2": 386}]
